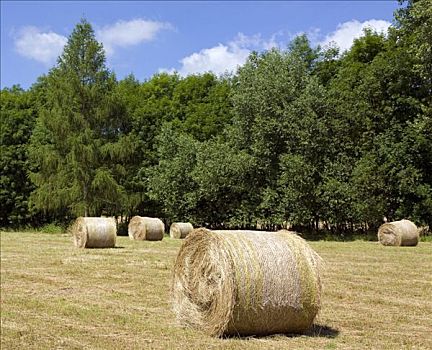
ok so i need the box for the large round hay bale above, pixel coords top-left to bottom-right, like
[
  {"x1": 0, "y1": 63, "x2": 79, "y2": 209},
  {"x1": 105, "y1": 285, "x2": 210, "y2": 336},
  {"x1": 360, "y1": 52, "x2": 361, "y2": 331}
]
[
  {"x1": 378, "y1": 219, "x2": 419, "y2": 246},
  {"x1": 170, "y1": 222, "x2": 193, "y2": 239},
  {"x1": 128, "y1": 216, "x2": 164, "y2": 241},
  {"x1": 172, "y1": 228, "x2": 323, "y2": 337},
  {"x1": 72, "y1": 217, "x2": 116, "y2": 248}
]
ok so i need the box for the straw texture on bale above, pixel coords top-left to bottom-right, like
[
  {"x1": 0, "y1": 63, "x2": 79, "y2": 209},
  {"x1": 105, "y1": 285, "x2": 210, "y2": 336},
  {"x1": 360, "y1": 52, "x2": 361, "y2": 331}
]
[
  {"x1": 170, "y1": 222, "x2": 194, "y2": 239},
  {"x1": 72, "y1": 217, "x2": 116, "y2": 248},
  {"x1": 128, "y1": 216, "x2": 164, "y2": 241},
  {"x1": 172, "y1": 228, "x2": 323, "y2": 337},
  {"x1": 378, "y1": 219, "x2": 419, "y2": 246}
]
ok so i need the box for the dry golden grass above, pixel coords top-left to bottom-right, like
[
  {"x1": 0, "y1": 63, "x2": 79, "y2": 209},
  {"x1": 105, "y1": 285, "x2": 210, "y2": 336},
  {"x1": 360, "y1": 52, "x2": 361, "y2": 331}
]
[{"x1": 1, "y1": 231, "x2": 431, "y2": 349}]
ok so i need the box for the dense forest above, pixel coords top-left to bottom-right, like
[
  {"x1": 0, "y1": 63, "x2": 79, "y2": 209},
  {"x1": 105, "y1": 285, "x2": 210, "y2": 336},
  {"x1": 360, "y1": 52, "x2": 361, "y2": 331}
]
[{"x1": 1, "y1": 0, "x2": 431, "y2": 234}]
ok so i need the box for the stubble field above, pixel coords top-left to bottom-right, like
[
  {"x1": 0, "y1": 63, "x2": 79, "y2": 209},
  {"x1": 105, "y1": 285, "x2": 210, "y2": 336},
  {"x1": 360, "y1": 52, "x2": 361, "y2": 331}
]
[{"x1": 1, "y1": 231, "x2": 431, "y2": 349}]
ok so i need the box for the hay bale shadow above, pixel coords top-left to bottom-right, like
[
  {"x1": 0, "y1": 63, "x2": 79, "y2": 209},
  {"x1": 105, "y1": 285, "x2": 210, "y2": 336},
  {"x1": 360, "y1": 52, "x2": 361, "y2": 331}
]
[
  {"x1": 222, "y1": 324, "x2": 339, "y2": 340},
  {"x1": 84, "y1": 246, "x2": 125, "y2": 249},
  {"x1": 304, "y1": 324, "x2": 339, "y2": 338}
]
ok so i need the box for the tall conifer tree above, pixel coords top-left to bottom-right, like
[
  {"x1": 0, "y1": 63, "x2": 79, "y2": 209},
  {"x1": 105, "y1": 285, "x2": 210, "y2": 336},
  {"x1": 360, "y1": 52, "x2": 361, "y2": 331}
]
[{"x1": 29, "y1": 19, "x2": 126, "y2": 217}]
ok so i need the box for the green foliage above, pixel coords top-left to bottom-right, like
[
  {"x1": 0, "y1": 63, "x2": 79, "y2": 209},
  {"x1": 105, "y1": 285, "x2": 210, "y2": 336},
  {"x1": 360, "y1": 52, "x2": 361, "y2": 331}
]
[
  {"x1": 313, "y1": 45, "x2": 341, "y2": 86},
  {"x1": 170, "y1": 72, "x2": 233, "y2": 141},
  {"x1": 124, "y1": 72, "x2": 234, "y2": 218},
  {"x1": 0, "y1": 86, "x2": 37, "y2": 227},
  {"x1": 37, "y1": 223, "x2": 64, "y2": 234},
  {"x1": 229, "y1": 40, "x2": 333, "y2": 227},
  {"x1": 350, "y1": 154, "x2": 387, "y2": 225},
  {"x1": 190, "y1": 137, "x2": 256, "y2": 227},
  {"x1": 276, "y1": 154, "x2": 317, "y2": 226},
  {"x1": 346, "y1": 28, "x2": 386, "y2": 64},
  {"x1": 323, "y1": 16, "x2": 432, "y2": 228},
  {"x1": 147, "y1": 124, "x2": 198, "y2": 221},
  {"x1": 28, "y1": 19, "x2": 126, "y2": 217}
]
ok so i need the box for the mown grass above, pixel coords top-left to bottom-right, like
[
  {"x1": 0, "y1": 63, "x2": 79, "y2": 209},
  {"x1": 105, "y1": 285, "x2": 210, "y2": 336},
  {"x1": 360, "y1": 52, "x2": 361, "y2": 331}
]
[{"x1": 1, "y1": 231, "x2": 431, "y2": 349}]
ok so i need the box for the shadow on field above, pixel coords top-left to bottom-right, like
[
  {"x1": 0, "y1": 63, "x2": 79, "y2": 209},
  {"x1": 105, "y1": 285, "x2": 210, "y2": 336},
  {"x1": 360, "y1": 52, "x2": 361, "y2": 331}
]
[
  {"x1": 304, "y1": 324, "x2": 339, "y2": 338},
  {"x1": 85, "y1": 246, "x2": 125, "y2": 249},
  {"x1": 223, "y1": 324, "x2": 339, "y2": 340}
]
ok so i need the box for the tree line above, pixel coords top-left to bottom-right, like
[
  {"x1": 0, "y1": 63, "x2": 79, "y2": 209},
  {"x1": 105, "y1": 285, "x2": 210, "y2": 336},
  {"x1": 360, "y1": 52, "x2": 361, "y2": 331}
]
[{"x1": 1, "y1": 0, "x2": 431, "y2": 234}]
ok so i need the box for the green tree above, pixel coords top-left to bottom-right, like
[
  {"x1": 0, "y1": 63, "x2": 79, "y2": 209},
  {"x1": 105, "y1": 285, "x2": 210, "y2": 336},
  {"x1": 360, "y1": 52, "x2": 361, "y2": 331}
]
[
  {"x1": 190, "y1": 137, "x2": 256, "y2": 227},
  {"x1": 0, "y1": 86, "x2": 37, "y2": 226},
  {"x1": 133, "y1": 72, "x2": 233, "y2": 220},
  {"x1": 147, "y1": 124, "x2": 198, "y2": 221},
  {"x1": 323, "y1": 29, "x2": 395, "y2": 229},
  {"x1": 313, "y1": 45, "x2": 341, "y2": 86},
  {"x1": 125, "y1": 73, "x2": 179, "y2": 218},
  {"x1": 112, "y1": 74, "x2": 146, "y2": 219},
  {"x1": 171, "y1": 73, "x2": 233, "y2": 141},
  {"x1": 325, "y1": 3, "x2": 432, "y2": 228},
  {"x1": 29, "y1": 19, "x2": 126, "y2": 218},
  {"x1": 230, "y1": 38, "x2": 330, "y2": 228},
  {"x1": 273, "y1": 154, "x2": 317, "y2": 228}
]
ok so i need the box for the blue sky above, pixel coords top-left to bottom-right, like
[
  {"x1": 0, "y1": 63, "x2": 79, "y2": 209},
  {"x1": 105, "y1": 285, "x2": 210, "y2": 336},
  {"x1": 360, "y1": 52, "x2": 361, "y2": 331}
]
[{"x1": 1, "y1": 1, "x2": 401, "y2": 89}]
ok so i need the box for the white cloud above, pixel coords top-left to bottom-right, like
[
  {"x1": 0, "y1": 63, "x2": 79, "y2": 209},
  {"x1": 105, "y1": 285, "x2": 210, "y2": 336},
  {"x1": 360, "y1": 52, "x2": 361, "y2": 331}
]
[
  {"x1": 160, "y1": 18, "x2": 391, "y2": 77},
  {"x1": 14, "y1": 26, "x2": 67, "y2": 65},
  {"x1": 96, "y1": 19, "x2": 172, "y2": 56},
  {"x1": 231, "y1": 32, "x2": 279, "y2": 51},
  {"x1": 320, "y1": 19, "x2": 391, "y2": 53},
  {"x1": 13, "y1": 19, "x2": 172, "y2": 64},
  {"x1": 176, "y1": 44, "x2": 249, "y2": 76},
  {"x1": 160, "y1": 33, "x2": 279, "y2": 76}
]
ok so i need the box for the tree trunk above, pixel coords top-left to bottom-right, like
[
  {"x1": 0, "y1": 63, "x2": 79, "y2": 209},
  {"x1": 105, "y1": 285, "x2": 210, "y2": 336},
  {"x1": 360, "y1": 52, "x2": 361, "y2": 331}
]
[{"x1": 83, "y1": 183, "x2": 89, "y2": 217}]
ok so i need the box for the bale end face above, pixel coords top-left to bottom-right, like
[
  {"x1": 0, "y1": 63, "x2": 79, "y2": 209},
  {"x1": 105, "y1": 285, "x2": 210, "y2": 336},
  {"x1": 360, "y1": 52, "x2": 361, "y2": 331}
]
[{"x1": 378, "y1": 224, "x2": 402, "y2": 246}]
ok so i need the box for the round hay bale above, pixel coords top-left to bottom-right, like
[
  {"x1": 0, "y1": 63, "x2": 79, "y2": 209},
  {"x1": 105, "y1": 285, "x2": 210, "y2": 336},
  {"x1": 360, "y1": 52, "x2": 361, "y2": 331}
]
[
  {"x1": 378, "y1": 219, "x2": 419, "y2": 246},
  {"x1": 128, "y1": 216, "x2": 164, "y2": 241},
  {"x1": 170, "y1": 222, "x2": 194, "y2": 239},
  {"x1": 72, "y1": 217, "x2": 116, "y2": 248},
  {"x1": 172, "y1": 228, "x2": 323, "y2": 337}
]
